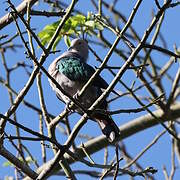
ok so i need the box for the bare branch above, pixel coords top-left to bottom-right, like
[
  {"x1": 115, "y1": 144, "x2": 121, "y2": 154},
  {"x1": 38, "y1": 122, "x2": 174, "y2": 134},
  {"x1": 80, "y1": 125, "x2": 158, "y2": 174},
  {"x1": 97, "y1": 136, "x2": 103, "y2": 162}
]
[{"x1": 0, "y1": 0, "x2": 38, "y2": 30}]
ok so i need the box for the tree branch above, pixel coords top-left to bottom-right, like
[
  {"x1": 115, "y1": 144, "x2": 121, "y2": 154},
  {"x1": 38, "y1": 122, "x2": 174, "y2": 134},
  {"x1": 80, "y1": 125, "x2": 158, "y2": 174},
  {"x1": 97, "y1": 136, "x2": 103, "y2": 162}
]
[
  {"x1": 34, "y1": 103, "x2": 180, "y2": 178},
  {"x1": 0, "y1": 0, "x2": 38, "y2": 30}
]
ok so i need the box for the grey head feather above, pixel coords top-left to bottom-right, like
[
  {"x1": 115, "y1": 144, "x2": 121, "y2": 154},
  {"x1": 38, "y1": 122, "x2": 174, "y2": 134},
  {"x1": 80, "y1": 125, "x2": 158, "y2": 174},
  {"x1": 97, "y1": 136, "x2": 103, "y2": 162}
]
[
  {"x1": 68, "y1": 38, "x2": 89, "y2": 62},
  {"x1": 48, "y1": 39, "x2": 88, "y2": 77}
]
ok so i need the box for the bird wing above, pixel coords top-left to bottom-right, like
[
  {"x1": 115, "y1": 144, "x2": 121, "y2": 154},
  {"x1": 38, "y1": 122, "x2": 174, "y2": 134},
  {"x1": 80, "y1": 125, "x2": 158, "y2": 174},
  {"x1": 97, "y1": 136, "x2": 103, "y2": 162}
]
[{"x1": 56, "y1": 56, "x2": 108, "y2": 89}]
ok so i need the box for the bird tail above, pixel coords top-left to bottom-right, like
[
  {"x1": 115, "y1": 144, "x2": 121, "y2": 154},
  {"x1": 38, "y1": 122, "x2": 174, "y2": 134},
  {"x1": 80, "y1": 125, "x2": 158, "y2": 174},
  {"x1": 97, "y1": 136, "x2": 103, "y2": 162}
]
[{"x1": 94, "y1": 113, "x2": 120, "y2": 143}]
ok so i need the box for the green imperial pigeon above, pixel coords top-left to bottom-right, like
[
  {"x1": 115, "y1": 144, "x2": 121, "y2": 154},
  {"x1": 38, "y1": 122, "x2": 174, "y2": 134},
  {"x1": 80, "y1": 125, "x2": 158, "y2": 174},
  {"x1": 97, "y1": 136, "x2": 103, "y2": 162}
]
[{"x1": 48, "y1": 38, "x2": 120, "y2": 142}]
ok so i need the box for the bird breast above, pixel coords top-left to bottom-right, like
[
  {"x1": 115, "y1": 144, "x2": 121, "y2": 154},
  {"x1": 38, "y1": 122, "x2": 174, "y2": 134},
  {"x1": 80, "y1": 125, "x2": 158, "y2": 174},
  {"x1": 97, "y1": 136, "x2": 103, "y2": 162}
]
[
  {"x1": 49, "y1": 71, "x2": 100, "y2": 109},
  {"x1": 48, "y1": 59, "x2": 101, "y2": 110}
]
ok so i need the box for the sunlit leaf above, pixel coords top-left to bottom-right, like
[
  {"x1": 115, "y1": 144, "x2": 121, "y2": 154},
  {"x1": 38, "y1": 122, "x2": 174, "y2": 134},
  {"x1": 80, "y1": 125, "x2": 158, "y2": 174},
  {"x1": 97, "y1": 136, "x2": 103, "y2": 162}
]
[
  {"x1": 95, "y1": 22, "x2": 104, "y2": 30},
  {"x1": 52, "y1": 36, "x2": 62, "y2": 51},
  {"x1": 71, "y1": 14, "x2": 86, "y2": 23},
  {"x1": 38, "y1": 13, "x2": 104, "y2": 49},
  {"x1": 64, "y1": 35, "x2": 71, "y2": 47},
  {"x1": 3, "y1": 161, "x2": 13, "y2": 167},
  {"x1": 85, "y1": 20, "x2": 95, "y2": 28}
]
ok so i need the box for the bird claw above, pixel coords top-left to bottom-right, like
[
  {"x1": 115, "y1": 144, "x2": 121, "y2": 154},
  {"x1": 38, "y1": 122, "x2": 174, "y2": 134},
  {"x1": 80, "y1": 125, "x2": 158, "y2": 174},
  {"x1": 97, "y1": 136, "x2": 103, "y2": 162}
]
[
  {"x1": 65, "y1": 93, "x2": 80, "y2": 112},
  {"x1": 73, "y1": 92, "x2": 79, "y2": 100},
  {"x1": 65, "y1": 101, "x2": 73, "y2": 112}
]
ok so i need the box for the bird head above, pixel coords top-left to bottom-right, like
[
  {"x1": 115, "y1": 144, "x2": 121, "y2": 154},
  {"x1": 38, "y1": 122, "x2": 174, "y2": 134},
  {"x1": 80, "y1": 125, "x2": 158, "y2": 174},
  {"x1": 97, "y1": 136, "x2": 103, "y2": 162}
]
[{"x1": 68, "y1": 38, "x2": 89, "y2": 61}]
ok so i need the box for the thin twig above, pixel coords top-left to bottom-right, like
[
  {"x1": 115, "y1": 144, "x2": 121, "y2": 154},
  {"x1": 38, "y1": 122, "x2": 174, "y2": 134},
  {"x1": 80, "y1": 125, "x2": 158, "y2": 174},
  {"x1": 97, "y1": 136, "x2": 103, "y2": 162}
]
[{"x1": 123, "y1": 130, "x2": 166, "y2": 169}]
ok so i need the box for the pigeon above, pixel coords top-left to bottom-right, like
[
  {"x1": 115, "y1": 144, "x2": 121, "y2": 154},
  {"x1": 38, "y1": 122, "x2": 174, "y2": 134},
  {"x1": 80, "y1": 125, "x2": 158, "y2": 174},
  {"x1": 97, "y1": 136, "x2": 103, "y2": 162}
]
[{"x1": 48, "y1": 38, "x2": 120, "y2": 142}]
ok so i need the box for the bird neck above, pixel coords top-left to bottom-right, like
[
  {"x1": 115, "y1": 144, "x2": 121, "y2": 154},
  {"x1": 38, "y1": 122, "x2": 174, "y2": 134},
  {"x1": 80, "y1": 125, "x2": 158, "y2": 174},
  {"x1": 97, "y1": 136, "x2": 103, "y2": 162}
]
[{"x1": 67, "y1": 50, "x2": 88, "y2": 62}]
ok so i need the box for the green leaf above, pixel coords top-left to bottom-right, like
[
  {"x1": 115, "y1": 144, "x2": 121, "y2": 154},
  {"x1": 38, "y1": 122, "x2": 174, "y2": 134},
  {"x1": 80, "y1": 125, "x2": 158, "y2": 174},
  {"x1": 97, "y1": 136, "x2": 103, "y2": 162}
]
[
  {"x1": 38, "y1": 28, "x2": 56, "y2": 47},
  {"x1": 71, "y1": 14, "x2": 86, "y2": 23},
  {"x1": 95, "y1": 22, "x2": 104, "y2": 30},
  {"x1": 85, "y1": 20, "x2": 95, "y2": 28},
  {"x1": 38, "y1": 13, "x2": 104, "y2": 50},
  {"x1": 38, "y1": 31, "x2": 47, "y2": 39},
  {"x1": 64, "y1": 35, "x2": 71, "y2": 48},
  {"x1": 62, "y1": 19, "x2": 72, "y2": 32},
  {"x1": 52, "y1": 36, "x2": 62, "y2": 51},
  {"x1": 3, "y1": 161, "x2": 13, "y2": 167}
]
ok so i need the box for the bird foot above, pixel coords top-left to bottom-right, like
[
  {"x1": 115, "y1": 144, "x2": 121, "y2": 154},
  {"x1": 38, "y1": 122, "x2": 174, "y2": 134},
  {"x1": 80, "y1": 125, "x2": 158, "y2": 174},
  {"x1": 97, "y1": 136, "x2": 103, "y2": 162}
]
[
  {"x1": 65, "y1": 93, "x2": 80, "y2": 112},
  {"x1": 65, "y1": 101, "x2": 74, "y2": 112},
  {"x1": 73, "y1": 92, "x2": 80, "y2": 101}
]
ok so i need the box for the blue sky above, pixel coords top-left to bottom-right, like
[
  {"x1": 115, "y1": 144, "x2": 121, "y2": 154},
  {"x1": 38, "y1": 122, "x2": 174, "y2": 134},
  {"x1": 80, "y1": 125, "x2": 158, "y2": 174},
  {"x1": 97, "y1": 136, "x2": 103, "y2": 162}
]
[{"x1": 0, "y1": 0, "x2": 180, "y2": 179}]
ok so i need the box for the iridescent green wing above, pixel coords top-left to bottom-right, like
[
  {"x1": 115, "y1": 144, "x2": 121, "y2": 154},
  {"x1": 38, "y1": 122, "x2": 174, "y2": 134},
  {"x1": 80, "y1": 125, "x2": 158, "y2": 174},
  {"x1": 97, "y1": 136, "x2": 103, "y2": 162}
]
[{"x1": 57, "y1": 57, "x2": 108, "y2": 89}]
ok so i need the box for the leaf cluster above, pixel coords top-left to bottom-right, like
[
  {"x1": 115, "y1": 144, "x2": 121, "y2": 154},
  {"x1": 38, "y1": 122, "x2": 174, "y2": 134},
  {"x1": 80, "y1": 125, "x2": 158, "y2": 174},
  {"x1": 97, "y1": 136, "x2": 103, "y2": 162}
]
[{"x1": 38, "y1": 13, "x2": 104, "y2": 50}]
